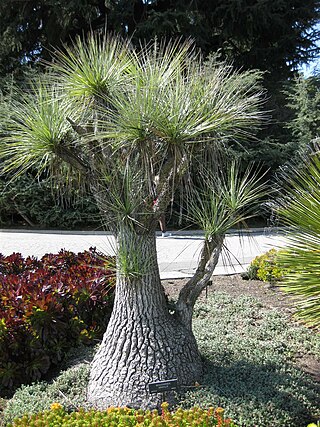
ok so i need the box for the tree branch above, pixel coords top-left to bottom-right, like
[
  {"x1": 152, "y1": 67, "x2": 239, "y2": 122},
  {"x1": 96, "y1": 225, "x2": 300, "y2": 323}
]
[
  {"x1": 54, "y1": 143, "x2": 89, "y2": 173},
  {"x1": 11, "y1": 197, "x2": 36, "y2": 227},
  {"x1": 67, "y1": 116, "x2": 113, "y2": 172},
  {"x1": 66, "y1": 117, "x2": 88, "y2": 136},
  {"x1": 174, "y1": 234, "x2": 224, "y2": 329},
  {"x1": 153, "y1": 149, "x2": 188, "y2": 214}
]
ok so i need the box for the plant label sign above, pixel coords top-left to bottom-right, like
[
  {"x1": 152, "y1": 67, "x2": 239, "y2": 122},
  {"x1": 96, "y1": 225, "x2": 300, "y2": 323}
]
[{"x1": 148, "y1": 379, "x2": 178, "y2": 394}]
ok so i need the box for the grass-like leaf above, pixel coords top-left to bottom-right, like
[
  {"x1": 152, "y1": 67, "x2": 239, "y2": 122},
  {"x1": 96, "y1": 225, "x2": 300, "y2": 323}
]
[
  {"x1": 51, "y1": 33, "x2": 135, "y2": 102},
  {"x1": 277, "y1": 145, "x2": 320, "y2": 327},
  {"x1": 187, "y1": 160, "x2": 268, "y2": 240},
  {"x1": 0, "y1": 79, "x2": 81, "y2": 178}
]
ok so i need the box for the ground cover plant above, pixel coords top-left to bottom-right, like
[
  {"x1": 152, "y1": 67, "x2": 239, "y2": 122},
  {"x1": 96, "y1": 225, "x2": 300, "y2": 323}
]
[
  {"x1": 0, "y1": 249, "x2": 115, "y2": 395},
  {"x1": 244, "y1": 249, "x2": 287, "y2": 282},
  {"x1": 185, "y1": 291, "x2": 320, "y2": 427},
  {"x1": 3, "y1": 278, "x2": 319, "y2": 427},
  {"x1": 7, "y1": 403, "x2": 236, "y2": 427}
]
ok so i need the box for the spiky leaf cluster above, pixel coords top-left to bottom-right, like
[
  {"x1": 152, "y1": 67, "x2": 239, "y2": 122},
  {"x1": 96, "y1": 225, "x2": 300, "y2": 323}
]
[
  {"x1": 0, "y1": 34, "x2": 264, "y2": 234},
  {"x1": 277, "y1": 144, "x2": 320, "y2": 327}
]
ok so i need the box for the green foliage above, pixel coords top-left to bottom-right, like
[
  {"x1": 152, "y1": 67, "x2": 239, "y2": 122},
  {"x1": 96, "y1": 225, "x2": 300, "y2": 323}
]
[
  {"x1": 0, "y1": 80, "x2": 81, "y2": 178},
  {"x1": 245, "y1": 249, "x2": 288, "y2": 282},
  {"x1": 276, "y1": 147, "x2": 320, "y2": 328},
  {"x1": 0, "y1": 0, "x2": 107, "y2": 75},
  {"x1": 286, "y1": 74, "x2": 320, "y2": 151},
  {"x1": 0, "y1": 173, "x2": 100, "y2": 228},
  {"x1": 7, "y1": 403, "x2": 236, "y2": 427},
  {"x1": 0, "y1": 0, "x2": 318, "y2": 182},
  {"x1": 0, "y1": 35, "x2": 264, "y2": 235},
  {"x1": 52, "y1": 33, "x2": 133, "y2": 100},
  {"x1": 105, "y1": 0, "x2": 320, "y2": 175},
  {"x1": 187, "y1": 160, "x2": 268, "y2": 240},
  {"x1": 0, "y1": 249, "x2": 115, "y2": 395}
]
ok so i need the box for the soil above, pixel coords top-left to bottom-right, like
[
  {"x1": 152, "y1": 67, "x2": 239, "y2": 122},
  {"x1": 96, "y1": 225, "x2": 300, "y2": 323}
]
[{"x1": 162, "y1": 274, "x2": 320, "y2": 383}]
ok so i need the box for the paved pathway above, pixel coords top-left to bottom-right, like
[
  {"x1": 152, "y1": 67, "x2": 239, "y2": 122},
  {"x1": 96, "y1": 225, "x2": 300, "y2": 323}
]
[{"x1": 0, "y1": 228, "x2": 288, "y2": 279}]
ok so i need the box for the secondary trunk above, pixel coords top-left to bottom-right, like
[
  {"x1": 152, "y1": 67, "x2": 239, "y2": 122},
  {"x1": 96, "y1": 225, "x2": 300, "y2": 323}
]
[
  {"x1": 87, "y1": 228, "x2": 202, "y2": 409},
  {"x1": 175, "y1": 236, "x2": 224, "y2": 330}
]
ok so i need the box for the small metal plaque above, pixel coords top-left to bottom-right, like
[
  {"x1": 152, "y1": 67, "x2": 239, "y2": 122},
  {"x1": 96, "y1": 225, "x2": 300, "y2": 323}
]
[{"x1": 148, "y1": 379, "x2": 178, "y2": 394}]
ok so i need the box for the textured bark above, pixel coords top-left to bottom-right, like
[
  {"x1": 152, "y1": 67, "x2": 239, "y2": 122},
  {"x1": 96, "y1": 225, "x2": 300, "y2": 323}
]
[
  {"x1": 87, "y1": 229, "x2": 202, "y2": 409},
  {"x1": 175, "y1": 236, "x2": 224, "y2": 330}
]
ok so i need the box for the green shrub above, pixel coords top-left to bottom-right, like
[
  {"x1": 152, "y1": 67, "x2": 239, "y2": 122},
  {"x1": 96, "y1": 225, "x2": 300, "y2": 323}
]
[
  {"x1": 7, "y1": 403, "x2": 237, "y2": 427},
  {"x1": 245, "y1": 248, "x2": 287, "y2": 282},
  {"x1": 275, "y1": 146, "x2": 320, "y2": 329},
  {"x1": 0, "y1": 173, "x2": 101, "y2": 229},
  {"x1": 0, "y1": 249, "x2": 115, "y2": 395}
]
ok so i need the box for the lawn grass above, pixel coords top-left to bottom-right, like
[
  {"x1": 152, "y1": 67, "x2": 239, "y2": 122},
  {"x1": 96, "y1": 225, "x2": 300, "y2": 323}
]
[{"x1": 2, "y1": 291, "x2": 319, "y2": 427}]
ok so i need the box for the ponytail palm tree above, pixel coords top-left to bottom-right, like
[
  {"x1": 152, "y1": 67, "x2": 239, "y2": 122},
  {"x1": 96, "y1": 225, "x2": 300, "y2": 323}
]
[{"x1": 0, "y1": 34, "x2": 265, "y2": 409}]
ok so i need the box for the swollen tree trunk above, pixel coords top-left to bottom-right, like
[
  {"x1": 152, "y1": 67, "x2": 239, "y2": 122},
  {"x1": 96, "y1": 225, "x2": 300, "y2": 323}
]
[{"x1": 87, "y1": 228, "x2": 202, "y2": 409}]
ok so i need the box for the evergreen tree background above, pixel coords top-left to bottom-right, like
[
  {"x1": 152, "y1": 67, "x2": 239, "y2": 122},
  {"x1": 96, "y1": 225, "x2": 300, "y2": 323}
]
[
  {"x1": 0, "y1": 0, "x2": 318, "y2": 80},
  {"x1": 286, "y1": 74, "x2": 320, "y2": 149}
]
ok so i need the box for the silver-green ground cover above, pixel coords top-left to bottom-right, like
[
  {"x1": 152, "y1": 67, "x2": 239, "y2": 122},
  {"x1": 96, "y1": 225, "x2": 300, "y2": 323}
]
[{"x1": 185, "y1": 292, "x2": 320, "y2": 426}]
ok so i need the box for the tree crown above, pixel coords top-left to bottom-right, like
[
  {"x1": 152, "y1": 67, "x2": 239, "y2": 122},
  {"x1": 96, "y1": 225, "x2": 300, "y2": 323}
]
[{"x1": 0, "y1": 34, "x2": 264, "y2": 233}]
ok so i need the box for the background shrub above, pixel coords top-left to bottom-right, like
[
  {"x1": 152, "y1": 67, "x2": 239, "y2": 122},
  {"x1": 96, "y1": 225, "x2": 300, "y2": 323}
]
[
  {"x1": 0, "y1": 248, "x2": 115, "y2": 395},
  {"x1": 0, "y1": 173, "x2": 101, "y2": 229},
  {"x1": 275, "y1": 146, "x2": 320, "y2": 328},
  {"x1": 244, "y1": 248, "x2": 287, "y2": 282}
]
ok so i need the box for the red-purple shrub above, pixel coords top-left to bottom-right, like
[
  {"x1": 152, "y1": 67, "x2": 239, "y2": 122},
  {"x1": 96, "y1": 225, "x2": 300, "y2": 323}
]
[{"x1": 0, "y1": 248, "x2": 115, "y2": 395}]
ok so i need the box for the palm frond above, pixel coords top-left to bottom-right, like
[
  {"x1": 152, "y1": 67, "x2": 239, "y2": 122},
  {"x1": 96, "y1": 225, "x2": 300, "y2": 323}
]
[
  {"x1": 95, "y1": 43, "x2": 264, "y2": 157},
  {"x1": 1, "y1": 34, "x2": 266, "y2": 240},
  {"x1": 277, "y1": 148, "x2": 320, "y2": 327},
  {"x1": 136, "y1": 38, "x2": 196, "y2": 89}
]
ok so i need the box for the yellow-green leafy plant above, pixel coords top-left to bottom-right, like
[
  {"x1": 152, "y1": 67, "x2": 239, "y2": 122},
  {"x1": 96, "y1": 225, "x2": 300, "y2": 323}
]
[
  {"x1": 246, "y1": 248, "x2": 288, "y2": 282},
  {"x1": 8, "y1": 402, "x2": 237, "y2": 427}
]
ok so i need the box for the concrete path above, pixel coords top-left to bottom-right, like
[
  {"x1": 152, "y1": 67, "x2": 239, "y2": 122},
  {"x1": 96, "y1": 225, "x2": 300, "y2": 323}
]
[{"x1": 0, "y1": 228, "x2": 288, "y2": 279}]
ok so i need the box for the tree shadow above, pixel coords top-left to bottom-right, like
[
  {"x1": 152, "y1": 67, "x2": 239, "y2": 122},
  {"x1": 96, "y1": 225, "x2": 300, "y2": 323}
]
[{"x1": 183, "y1": 355, "x2": 320, "y2": 426}]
